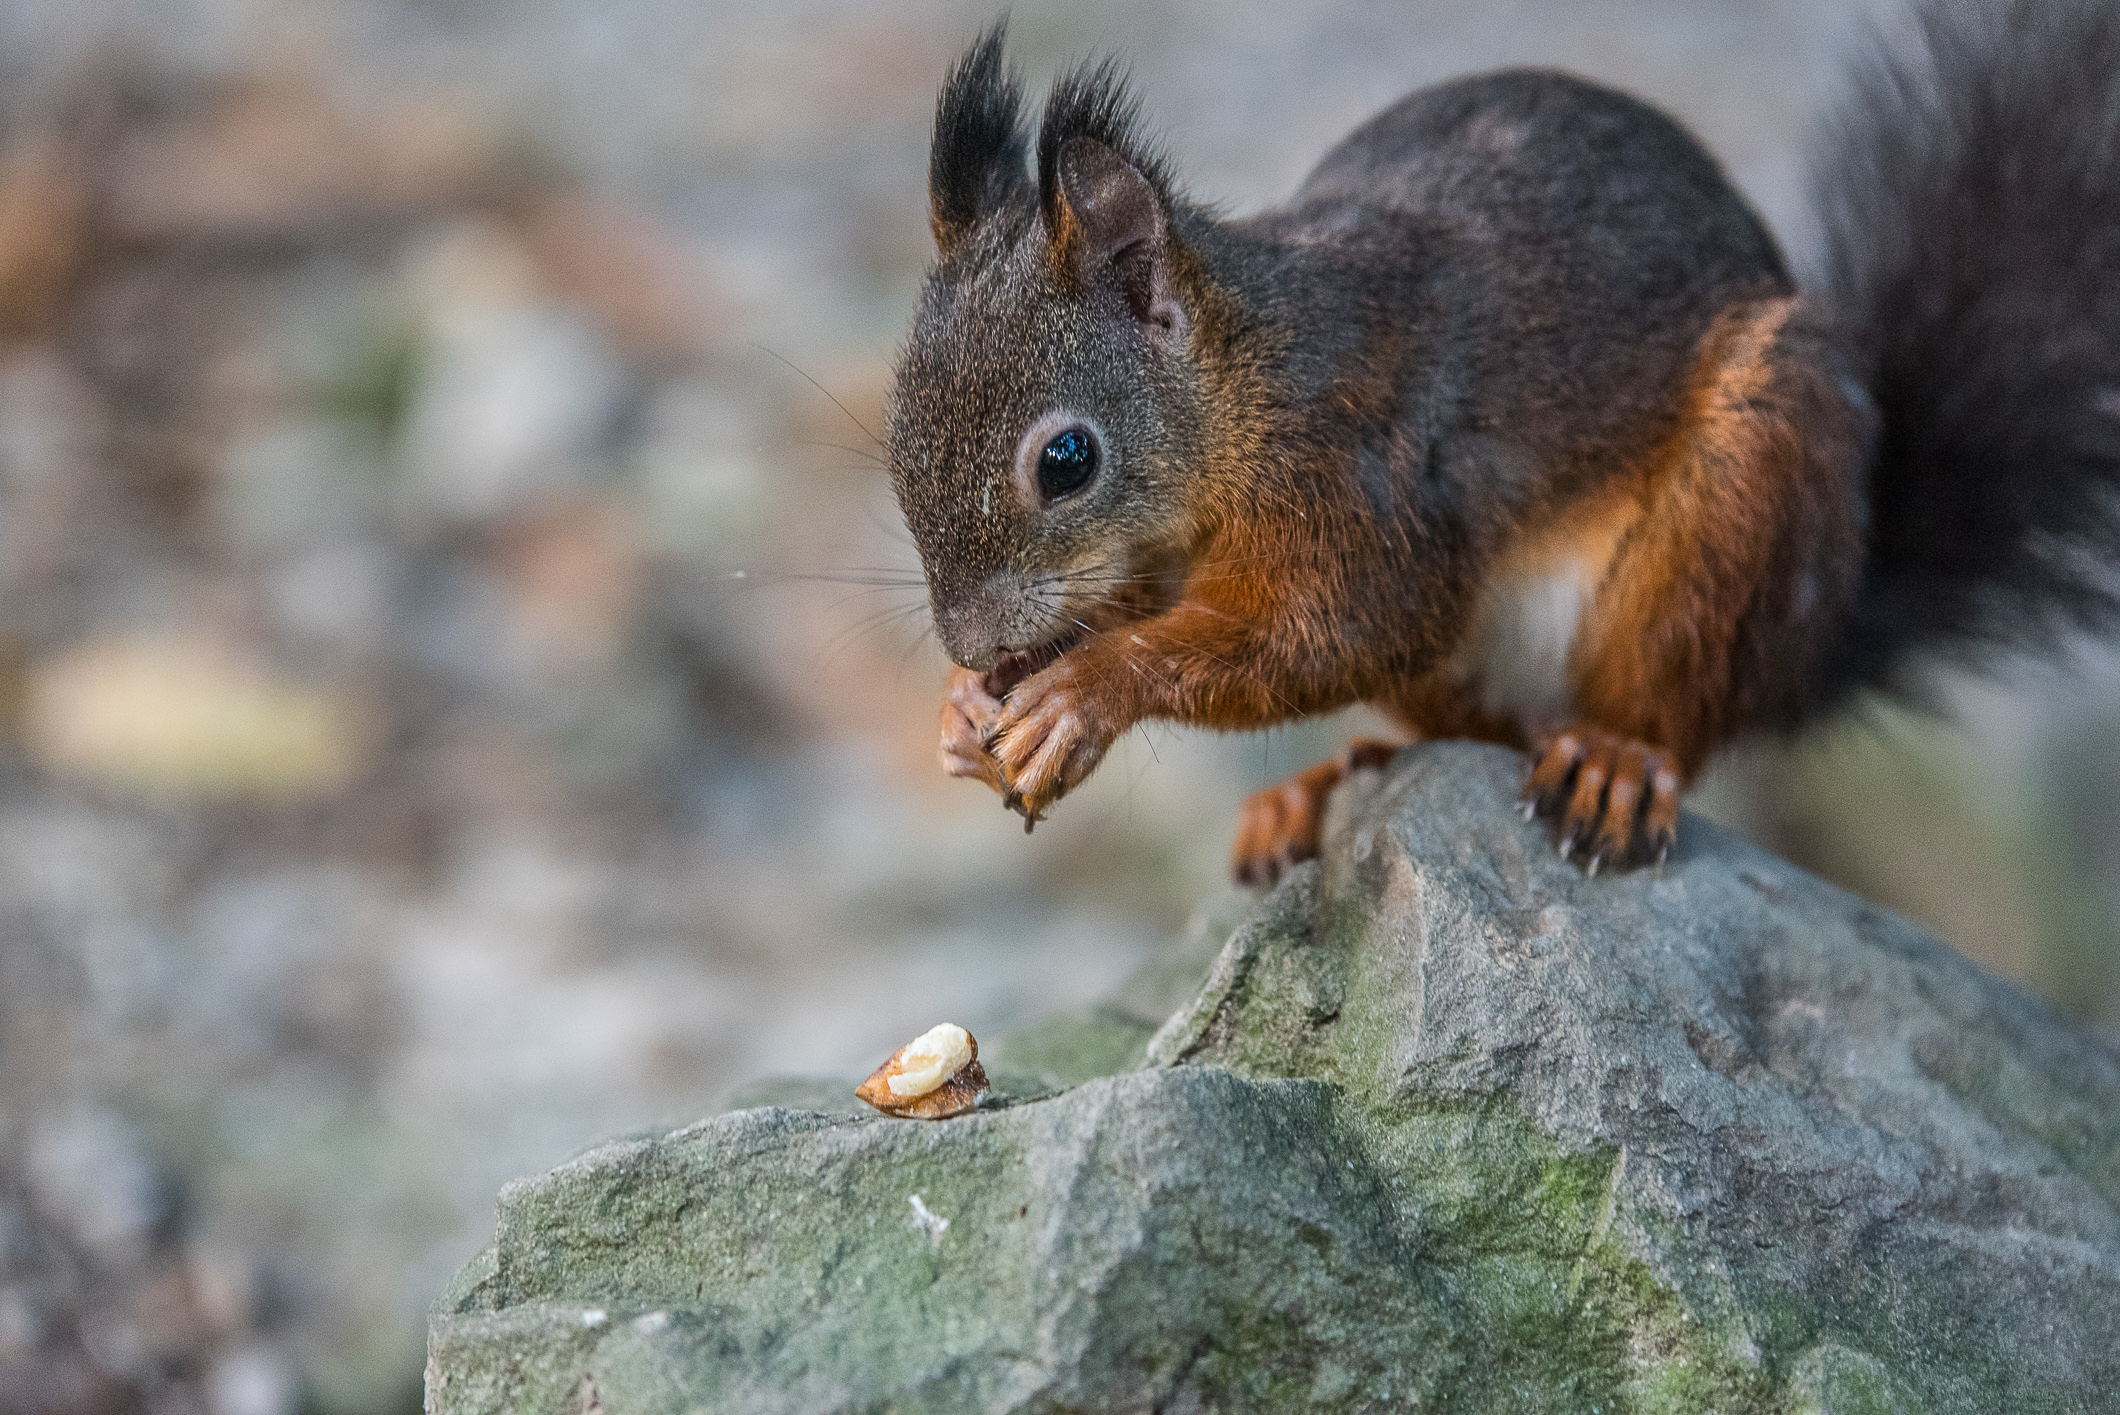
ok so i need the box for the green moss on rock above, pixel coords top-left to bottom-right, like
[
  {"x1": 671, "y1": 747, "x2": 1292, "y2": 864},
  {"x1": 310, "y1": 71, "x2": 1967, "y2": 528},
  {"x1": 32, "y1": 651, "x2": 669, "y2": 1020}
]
[{"x1": 430, "y1": 745, "x2": 2120, "y2": 1413}]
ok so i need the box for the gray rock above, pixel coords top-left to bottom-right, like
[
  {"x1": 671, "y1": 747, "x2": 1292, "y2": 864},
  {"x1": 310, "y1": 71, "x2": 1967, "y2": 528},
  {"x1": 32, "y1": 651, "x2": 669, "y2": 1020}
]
[{"x1": 427, "y1": 743, "x2": 2120, "y2": 1413}]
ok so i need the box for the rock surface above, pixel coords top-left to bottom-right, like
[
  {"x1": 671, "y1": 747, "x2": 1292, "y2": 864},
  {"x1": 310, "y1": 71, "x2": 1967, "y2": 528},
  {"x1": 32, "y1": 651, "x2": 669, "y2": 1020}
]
[{"x1": 426, "y1": 744, "x2": 2120, "y2": 1413}]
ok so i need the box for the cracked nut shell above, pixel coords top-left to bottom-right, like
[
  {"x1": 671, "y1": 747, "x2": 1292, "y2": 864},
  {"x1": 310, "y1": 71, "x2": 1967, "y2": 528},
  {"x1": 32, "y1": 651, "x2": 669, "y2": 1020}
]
[{"x1": 855, "y1": 1023, "x2": 990, "y2": 1119}]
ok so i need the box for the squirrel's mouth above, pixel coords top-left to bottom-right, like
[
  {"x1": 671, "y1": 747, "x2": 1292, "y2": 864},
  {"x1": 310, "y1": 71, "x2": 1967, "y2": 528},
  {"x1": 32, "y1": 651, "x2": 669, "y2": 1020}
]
[{"x1": 981, "y1": 627, "x2": 1085, "y2": 699}]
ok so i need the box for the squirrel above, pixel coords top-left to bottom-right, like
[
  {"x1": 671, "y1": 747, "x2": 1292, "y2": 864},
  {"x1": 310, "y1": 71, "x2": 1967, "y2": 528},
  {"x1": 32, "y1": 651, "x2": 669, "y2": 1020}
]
[{"x1": 883, "y1": 2, "x2": 2120, "y2": 883}]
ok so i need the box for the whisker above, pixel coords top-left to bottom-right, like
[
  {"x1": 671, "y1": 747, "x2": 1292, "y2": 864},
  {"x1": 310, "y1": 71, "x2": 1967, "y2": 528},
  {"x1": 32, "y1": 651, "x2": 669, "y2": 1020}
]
[
  {"x1": 862, "y1": 504, "x2": 919, "y2": 547},
  {"x1": 783, "y1": 571, "x2": 930, "y2": 589},
  {"x1": 796, "y1": 439, "x2": 887, "y2": 466},
  {"x1": 897, "y1": 621, "x2": 941, "y2": 675},
  {"x1": 825, "y1": 598, "x2": 930, "y2": 637},
  {"x1": 704, "y1": 568, "x2": 928, "y2": 593},
  {"x1": 815, "y1": 600, "x2": 934, "y2": 670},
  {"x1": 752, "y1": 341, "x2": 883, "y2": 448}
]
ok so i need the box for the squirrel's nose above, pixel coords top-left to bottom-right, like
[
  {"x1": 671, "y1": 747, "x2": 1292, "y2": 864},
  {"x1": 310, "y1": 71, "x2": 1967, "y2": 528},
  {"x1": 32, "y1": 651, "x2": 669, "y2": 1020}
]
[
  {"x1": 932, "y1": 570, "x2": 1029, "y2": 671},
  {"x1": 933, "y1": 596, "x2": 1000, "y2": 672}
]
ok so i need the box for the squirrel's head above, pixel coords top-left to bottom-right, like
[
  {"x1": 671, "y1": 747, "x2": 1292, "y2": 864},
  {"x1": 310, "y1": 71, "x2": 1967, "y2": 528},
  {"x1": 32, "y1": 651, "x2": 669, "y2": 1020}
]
[{"x1": 887, "y1": 26, "x2": 1209, "y2": 677}]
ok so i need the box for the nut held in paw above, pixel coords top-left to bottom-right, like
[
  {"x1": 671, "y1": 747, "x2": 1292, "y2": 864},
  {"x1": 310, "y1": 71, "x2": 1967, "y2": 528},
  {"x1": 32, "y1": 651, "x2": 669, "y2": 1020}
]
[{"x1": 855, "y1": 1022, "x2": 990, "y2": 1119}]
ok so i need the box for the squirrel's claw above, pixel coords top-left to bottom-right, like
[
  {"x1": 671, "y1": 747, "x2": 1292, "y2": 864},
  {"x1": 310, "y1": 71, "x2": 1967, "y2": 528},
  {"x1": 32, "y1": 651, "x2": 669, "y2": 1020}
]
[
  {"x1": 1000, "y1": 789, "x2": 1042, "y2": 833},
  {"x1": 1231, "y1": 762, "x2": 1326, "y2": 888},
  {"x1": 1229, "y1": 739, "x2": 1401, "y2": 888},
  {"x1": 1523, "y1": 725, "x2": 1681, "y2": 873},
  {"x1": 983, "y1": 655, "x2": 1119, "y2": 822},
  {"x1": 940, "y1": 668, "x2": 1011, "y2": 796}
]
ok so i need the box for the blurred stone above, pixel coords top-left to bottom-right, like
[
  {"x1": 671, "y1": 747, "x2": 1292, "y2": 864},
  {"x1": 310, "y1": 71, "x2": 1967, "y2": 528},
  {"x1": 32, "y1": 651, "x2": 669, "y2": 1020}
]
[
  {"x1": 400, "y1": 274, "x2": 626, "y2": 522},
  {"x1": 206, "y1": 1344, "x2": 296, "y2": 1415},
  {"x1": 26, "y1": 1109, "x2": 165, "y2": 1264},
  {"x1": 77, "y1": 1308, "x2": 149, "y2": 1381},
  {"x1": 0, "y1": 351, "x2": 98, "y2": 622},
  {"x1": 214, "y1": 420, "x2": 388, "y2": 560},
  {"x1": 116, "y1": 1257, "x2": 218, "y2": 1368},
  {"x1": 0, "y1": 349, "x2": 95, "y2": 488},
  {"x1": 630, "y1": 377, "x2": 766, "y2": 562},
  {"x1": 22, "y1": 635, "x2": 372, "y2": 802},
  {"x1": 266, "y1": 542, "x2": 396, "y2": 652},
  {"x1": 184, "y1": 1245, "x2": 259, "y2": 1338},
  {"x1": 108, "y1": 77, "x2": 502, "y2": 245},
  {"x1": 180, "y1": 868, "x2": 402, "y2": 1066},
  {"x1": 403, "y1": 219, "x2": 544, "y2": 337},
  {"x1": 484, "y1": 503, "x2": 642, "y2": 677},
  {"x1": 0, "y1": 1284, "x2": 38, "y2": 1358},
  {"x1": 517, "y1": 193, "x2": 722, "y2": 363}
]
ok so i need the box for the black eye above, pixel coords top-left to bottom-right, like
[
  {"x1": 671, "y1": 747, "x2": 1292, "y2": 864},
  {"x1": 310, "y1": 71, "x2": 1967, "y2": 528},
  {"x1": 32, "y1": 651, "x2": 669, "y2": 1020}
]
[{"x1": 1036, "y1": 426, "x2": 1100, "y2": 501}]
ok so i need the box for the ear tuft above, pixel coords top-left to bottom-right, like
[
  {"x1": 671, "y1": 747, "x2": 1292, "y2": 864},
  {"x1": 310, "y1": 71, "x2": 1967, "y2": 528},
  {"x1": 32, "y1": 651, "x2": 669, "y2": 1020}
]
[
  {"x1": 1035, "y1": 56, "x2": 1175, "y2": 237},
  {"x1": 1036, "y1": 59, "x2": 1185, "y2": 338},
  {"x1": 929, "y1": 23, "x2": 1033, "y2": 255}
]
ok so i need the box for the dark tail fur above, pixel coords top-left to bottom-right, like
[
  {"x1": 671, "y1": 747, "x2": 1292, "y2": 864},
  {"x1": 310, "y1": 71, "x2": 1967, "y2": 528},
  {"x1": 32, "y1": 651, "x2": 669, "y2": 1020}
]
[{"x1": 1813, "y1": 0, "x2": 2120, "y2": 699}]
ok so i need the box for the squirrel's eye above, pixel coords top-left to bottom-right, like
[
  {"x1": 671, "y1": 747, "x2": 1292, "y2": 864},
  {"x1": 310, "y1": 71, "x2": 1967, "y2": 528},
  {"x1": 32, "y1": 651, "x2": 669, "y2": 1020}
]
[{"x1": 1037, "y1": 426, "x2": 1100, "y2": 501}]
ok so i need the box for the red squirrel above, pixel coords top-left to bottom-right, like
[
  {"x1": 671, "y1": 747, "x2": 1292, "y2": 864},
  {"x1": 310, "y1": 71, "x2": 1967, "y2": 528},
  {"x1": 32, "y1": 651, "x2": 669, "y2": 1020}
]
[{"x1": 884, "y1": 3, "x2": 2120, "y2": 882}]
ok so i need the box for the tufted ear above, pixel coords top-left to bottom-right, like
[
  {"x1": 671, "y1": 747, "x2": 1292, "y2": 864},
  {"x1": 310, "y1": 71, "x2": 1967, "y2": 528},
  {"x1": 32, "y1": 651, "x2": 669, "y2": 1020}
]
[
  {"x1": 1035, "y1": 58, "x2": 1185, "y2": 340},
  {"x1": 928, "y1": 24, "x2": 1032, "y2": 256},
  {"x1": 1050, "y1": 137, "x2": 1184, "y2": 338}
]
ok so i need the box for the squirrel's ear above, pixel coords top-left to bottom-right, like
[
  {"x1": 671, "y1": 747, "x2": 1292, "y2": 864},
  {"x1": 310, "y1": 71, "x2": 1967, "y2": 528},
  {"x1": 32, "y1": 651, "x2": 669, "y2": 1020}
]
[
  {"x1": 929, "y1": 24, "x2": 1032, "y2": 256},
  {"x1": 1052, "y1": 137, "x2": 1185, "y2": 341}
]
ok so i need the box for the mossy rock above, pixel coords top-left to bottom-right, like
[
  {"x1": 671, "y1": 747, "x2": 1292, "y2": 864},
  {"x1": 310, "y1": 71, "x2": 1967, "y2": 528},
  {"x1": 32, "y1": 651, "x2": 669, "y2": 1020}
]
[{"x1": 428, "y1": 744, "x2": 2120, "y2": 1413}]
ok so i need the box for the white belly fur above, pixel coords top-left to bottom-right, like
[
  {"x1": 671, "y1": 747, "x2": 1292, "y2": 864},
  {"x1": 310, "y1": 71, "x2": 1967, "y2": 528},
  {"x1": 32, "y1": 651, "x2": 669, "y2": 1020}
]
[
  {"x1": 1449, "y1": 559, "x2": 1597, "y2": 724},
  {"x1": 1446, "y1": 489, "x2": 1640, "y2": 728}
]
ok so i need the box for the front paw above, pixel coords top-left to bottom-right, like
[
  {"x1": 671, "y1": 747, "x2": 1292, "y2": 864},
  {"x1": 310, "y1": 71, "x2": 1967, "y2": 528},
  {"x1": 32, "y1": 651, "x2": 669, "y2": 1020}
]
[
  {"x1": 986, "y1": 657, "x2": 1120, "y2": 822},
  {"x1": 939, "y1": 668, "x2": 1007, "y2": 794}
]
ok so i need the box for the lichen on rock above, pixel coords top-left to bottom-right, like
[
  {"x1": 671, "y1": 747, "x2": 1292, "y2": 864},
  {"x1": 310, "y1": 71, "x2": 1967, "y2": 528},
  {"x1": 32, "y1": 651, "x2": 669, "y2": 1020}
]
[{"x1": 427, "y1": 743, "x2": 2120, "y2": 1413}]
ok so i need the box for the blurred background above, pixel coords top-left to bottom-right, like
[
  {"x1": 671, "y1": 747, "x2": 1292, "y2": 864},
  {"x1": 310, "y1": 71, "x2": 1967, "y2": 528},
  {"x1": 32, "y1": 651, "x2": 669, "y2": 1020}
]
[{"x1": 0, "y1": 0, "x2": 2112, "y2": 1411}]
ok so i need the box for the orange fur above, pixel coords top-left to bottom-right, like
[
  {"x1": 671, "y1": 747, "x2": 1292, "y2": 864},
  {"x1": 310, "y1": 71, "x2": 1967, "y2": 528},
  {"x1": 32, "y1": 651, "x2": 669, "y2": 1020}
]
[
  {"x1": 1227, "y1": 295, "x2": 1869, "y2": 870},
  {"x1": 989, "y1": 293, "x2": 1868, "y2": 843},
  {"x1": 1569, "y1": 297, "x2": 1867, "y2": 774}
]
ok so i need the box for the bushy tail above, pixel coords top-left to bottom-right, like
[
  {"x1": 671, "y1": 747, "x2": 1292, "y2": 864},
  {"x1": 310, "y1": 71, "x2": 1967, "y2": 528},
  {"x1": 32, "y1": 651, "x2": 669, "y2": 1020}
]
[{"x1": 1812, "y1": 0, "x2": 2120, "y2": 696}]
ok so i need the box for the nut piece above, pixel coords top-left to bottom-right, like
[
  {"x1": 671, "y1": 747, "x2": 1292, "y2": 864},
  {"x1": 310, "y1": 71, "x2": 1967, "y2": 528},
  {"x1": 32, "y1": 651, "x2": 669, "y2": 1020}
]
[
  {"x1": 887, "y1": 1023, "x2": 974, "y2": 1097},
  {"x1": 855, "y1": 1023, "x2": 990, "y2": 1119}
]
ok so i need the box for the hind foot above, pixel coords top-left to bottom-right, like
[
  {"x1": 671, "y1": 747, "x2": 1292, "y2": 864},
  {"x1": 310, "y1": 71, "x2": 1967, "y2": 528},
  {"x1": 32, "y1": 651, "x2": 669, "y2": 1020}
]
[
  {"x1": 1231, "y1": 738, "x2": 1400, "y2": 888},
  {"x1": 1523, "y1": 726, "x2": 1681, "y2": 872}
]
